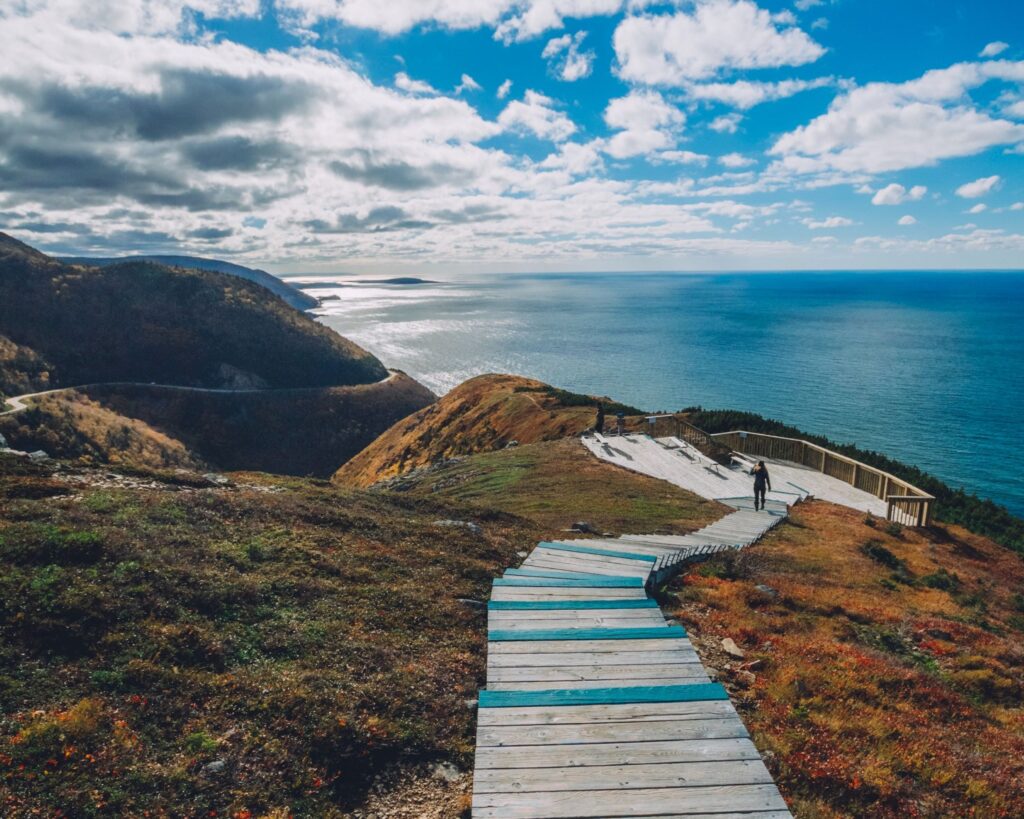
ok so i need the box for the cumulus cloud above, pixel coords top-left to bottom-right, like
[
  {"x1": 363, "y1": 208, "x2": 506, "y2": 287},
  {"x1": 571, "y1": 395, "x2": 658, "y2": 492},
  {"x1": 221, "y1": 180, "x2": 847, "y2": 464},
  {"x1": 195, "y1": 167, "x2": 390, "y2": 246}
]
[
  {"x1": 497, "y1": 79, "x2": 513, "y2": 99},
  {"x1": 498, "y1": 90, "x2": 577, "y2": 141},
  {"x1": 454, "y1": 73, "x2": 482, "y2": 94},
  {"x1": 684, "y1": 77, "x2": 835, "y2": 109},
  {"x1": 967, "y1": 203, "x2": 988, "y2": 214},
  {"x1": 603, "y1": 90, "x2": 685, "y2": 158},
  {"x1": 542, "y1": 31, "x2": 595, "y2": 81},
  {"x1": 803, "y1": 216, "x2": 853, "y2": 229},
  {"x1": 898, "y1": 215, "x2": 916, "y2": 226},
  {"x1": 395, "y1": 72, "x2": 439, "y2": 95},
  {"x1": 980, "y1": 42, "x2": 1009, "y2": 58},
  {"x1": 771, "y1": 61, "x2": 1024, "y2": 174},
  {"x1": 709, "y1": 113, "x2": 742, "y2": 133},
  {"x1": 614, "y1": 0, "x2": 824, "y2": 85},
  {"x1": 719, "y1": 152, "x2": 755, "y2": 168},
  {"x1": 955, "y1": 175, "x2": 1000, "y2": 198},
  {"x1": 870, "y1": 183, "x2": 927, "y2": 205}
]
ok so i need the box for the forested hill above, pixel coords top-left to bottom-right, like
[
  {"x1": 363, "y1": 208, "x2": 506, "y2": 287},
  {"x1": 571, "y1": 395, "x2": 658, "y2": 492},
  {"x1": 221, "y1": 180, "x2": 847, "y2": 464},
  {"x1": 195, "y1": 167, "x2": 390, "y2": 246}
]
[
  {"x1": 59, "y1": 253, "x2": 317, "y2": 311},
  {"x1": 0, "y1": 233, "x2": 386, "y2": 394}
]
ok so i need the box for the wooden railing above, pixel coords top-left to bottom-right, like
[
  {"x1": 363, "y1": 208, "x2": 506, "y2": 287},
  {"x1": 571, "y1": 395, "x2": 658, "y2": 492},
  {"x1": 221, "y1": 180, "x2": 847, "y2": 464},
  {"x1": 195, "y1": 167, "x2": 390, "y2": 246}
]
[
  {"x1": 642, "y1": 415, "x2": 734, "y2": 465},
  {"x1": 709, "y1": 430, "x2": 935, "y2": 527}
]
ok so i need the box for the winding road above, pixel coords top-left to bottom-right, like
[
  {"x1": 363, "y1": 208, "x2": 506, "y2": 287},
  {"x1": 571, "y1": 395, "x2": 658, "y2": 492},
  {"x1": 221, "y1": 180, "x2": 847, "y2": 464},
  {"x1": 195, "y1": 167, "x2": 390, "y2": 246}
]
[{"x1": 0, "y1": 370, "x2": 401, "y2": 416}]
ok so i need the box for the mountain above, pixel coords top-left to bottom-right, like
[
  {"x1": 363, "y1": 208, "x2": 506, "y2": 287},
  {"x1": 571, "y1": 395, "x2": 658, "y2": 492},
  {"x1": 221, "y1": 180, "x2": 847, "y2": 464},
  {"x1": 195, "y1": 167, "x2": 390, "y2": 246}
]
[
  {"x1": 60, "y1": 253, "x2": 318, "y2": 311},
  {"x1": 332, "y1": 374, "x2": 634, "y2": 487},
  {"x1": 0, "y1": 233, "x2": 386, "y2": 393}
]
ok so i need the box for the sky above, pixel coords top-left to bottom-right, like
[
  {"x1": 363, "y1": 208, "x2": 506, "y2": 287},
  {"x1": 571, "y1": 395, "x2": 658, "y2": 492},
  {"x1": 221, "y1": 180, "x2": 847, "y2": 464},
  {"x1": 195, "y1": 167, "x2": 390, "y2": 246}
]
[{"x1": 0, "y1": 0, "x2": 1022, "y2": 274}]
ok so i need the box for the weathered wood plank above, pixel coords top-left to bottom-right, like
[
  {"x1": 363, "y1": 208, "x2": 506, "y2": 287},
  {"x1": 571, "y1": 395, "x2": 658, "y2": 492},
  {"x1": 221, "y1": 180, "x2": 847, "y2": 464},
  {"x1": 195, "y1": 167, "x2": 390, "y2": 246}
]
[
  {"x1": 487, "y1": 664, "x2": 709, "y2": 682},
  {"x1": 487, "y1": 637, "x2": 698, "y2": 654},
  {"x1": 538, "y1": 541, "x2": 657, "y2": 562},
  {"x1": 490, "y1": 588, "x2": 648, "y2": 601},
  {"x1": 471, "y1": 782, "x2": 789, "y2": 817},
  {"x1": 489, "y1": 617, "x2": 669, "y2": 631},
  {"x1": 474, "y1": 758, "x2": 773, "y2": 793},
  {"x1": 478, "y1": 683, "x2": 727, "y2": 710},
  {"x1": 487, "y1": 650, "x2": 698, "y2": 668},
  {"x1": 476, "y1": 699, "x2": 736, "y2": 726},
  {"x1": 493, "y1": 577, "x2": 644, "y2": 588},
  {"x1": 488, "y1": 599, "x2": 658, "y2": 610},
  {"x1": 489, "y1": 675, "x2": 710, "y2": 691},
  {"x1": 473, "y1": 737, "x2": 760, "y2": 769},
  {"x1": 488, "y1": 626, "x2": 686, "y2": 642}
]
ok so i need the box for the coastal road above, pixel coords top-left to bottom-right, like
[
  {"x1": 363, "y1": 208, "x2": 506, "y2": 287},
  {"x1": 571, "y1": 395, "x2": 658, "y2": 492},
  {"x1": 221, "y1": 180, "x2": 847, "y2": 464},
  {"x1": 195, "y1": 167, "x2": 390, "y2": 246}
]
[{"x1": 0, "y1": 370, "x2": 401, "y2": 416}]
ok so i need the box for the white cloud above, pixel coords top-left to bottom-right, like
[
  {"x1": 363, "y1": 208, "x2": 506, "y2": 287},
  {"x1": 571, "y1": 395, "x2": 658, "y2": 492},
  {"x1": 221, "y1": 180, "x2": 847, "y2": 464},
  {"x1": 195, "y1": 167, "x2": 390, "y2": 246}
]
[
  {"x1": 709, "y1": 113, "x2": 742, "y2": 133},
  {"x1": 684, "y1": 77, "x2": 834, "y2": 109},
  {"x1": 870, "y1": 183, "x2": 927, "y2": 205},
  {"x1": 771, "y1": 61, "x2": 1024, "y2": 174},
  {"x1": 498, "y1": 90, "x2": 577, "y2": 141},
  {"x1": 603, "y1": 90, "x2": 685, "y2": 158},
  {"x1": 542, "y1": 30, "x2": 595, "y2": 81},
  {"x1": 980, "y1": 42, "x2": 1009, "y2": 58},
  {"x1": 967, "y1": 203, "x2": 988, "y2": 214},
  {"x1": 955, "y1": 174, "x2": 1000, "y2": 198},
  {"x1": 497, "y1": 79, "x2": 513, "y2": 99},
  {"x1": 1012, "y1": 202, "x2": 1024, "y2": 211},
  {"x1": 898, "y1": 215, "x2": 916, "y2": 225},
  {"x1": 614, "y1": 0, "x2": 824, "y2": 85},
  {"x1": 395, "y1": 72, "x2": 438, "y2": 95},
  {"x1": 803, "y1": 216, "x2": 853, "y2": 229},
  {"x1": 719, "y1": 152, "x2": 755, "y2": 168},
  {"x1": 654, "y1": 150, "x2": 709, "y2": 165},
  {"x1": 810, "y1": 16, "x2": 827, "y2": 30},
  {"x1": 454, "y1": 73, "x2": 482, "y2": 94},
  {"x1": 794, "y1": 0, "x2": 824, "y2": 10}
]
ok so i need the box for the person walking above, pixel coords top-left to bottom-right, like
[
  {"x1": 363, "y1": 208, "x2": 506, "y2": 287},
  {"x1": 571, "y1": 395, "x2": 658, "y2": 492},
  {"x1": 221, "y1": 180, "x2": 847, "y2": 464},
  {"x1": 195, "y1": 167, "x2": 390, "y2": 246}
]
[
  {"x1": 595, "y1": 403, "x2": 605, "y2": 435},
  {"x1": 751, "y1": 460, "x2": 771, "y2": 511}
]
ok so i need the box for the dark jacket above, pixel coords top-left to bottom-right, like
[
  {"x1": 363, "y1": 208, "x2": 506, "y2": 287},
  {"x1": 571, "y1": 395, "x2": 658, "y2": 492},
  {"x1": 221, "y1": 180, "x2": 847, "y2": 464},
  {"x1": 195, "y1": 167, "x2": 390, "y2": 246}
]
[{"x1": 751, "y1": 465, "x2": 771, "y2": 489}]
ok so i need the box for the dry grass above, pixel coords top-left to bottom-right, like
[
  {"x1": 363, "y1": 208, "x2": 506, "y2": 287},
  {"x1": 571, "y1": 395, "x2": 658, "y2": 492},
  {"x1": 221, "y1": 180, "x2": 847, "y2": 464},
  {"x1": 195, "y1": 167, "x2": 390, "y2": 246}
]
[{"x1": 668, "y1": 500, "x2": 1024, "y2": 817}]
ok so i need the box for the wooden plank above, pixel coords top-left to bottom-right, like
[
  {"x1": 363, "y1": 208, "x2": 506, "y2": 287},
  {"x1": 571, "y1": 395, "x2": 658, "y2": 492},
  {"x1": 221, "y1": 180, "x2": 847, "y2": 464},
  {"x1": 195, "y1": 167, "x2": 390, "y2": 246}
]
[
  {"x1": 488, "y1": 637, "x2": 698, "y2": 654},
  {"x1": 490, "y1": 676, "x2": 709, "y2": 691},
  {"x1": 476, "y1": 699, "x2": 736, "y2": 726},
  {"x1": 504, "y1": 568, "x2": 612, "y2": 579},
  {"x1": 472, "y1": 782, "x2": 788, "y2": 818},
  {"x1": 490, "y1": 588, "x2": 648, "y2": 601},
  {"x1": 488, "y1": 617, "x2": 669, "y2": 631},
  {"x1": 488, "y1": 599, "x2": 659, "y2": 610},
  {"x1": 523, "y1": 555, "x2": 651, "y2": 577},
  {"x1": 474, "y1": 758, "x2": 773, "y2": 793},
  {"x1": 604, "y1": 812, "x2": 791, "y2": 819},
  {"x1": 478, "y1": 682, "x2": 726, "y2": 709},
  {"x1": 474, "y1": 737, "x2": 760, "y2": 768},
  {"x1": 477, "y1": 716, "x2": 746, "y2": 747},
  {"x1": 487, "y1": 650, "x2": 698, "y2": 668},
  {"x1": 537, "y1": 542, "x2": 657, "y2": 563},
  {"x1": 487, "y1": 664, "x2": 709, "y2": 682},
  {"x1": 488, "y1": 626, "x2": 686, "y2": 642},
  {"x1": 493, "y1": 577, "x2": 644, "y2": 588}
]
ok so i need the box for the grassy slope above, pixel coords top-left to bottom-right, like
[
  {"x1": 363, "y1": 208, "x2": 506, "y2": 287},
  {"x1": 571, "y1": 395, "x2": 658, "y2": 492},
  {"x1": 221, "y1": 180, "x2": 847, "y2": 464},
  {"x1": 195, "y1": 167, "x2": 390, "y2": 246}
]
[
  {"x1": 666, "y1": 501, "x2": 1024, "y2": 817},
  {"x1": 387, "y1": 437, "x2": 725, "y2": 535},
  {"x1": 0, "y1": 439, "x2": 721, "y2": 816},
  {"x1": 0, "y1": 233, "x2": 386, "y2": 392},
  {"x1": 333, "y1": 374, "x2": 604, "y2": 487},
  {"x1": 0, "y1": 392, "x2": 203, "y2": 470}
]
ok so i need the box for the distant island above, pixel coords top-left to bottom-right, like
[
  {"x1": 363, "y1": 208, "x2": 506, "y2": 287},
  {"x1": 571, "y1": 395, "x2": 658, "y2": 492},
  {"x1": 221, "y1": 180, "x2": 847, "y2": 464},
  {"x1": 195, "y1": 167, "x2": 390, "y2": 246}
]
[{"x1": 297, "y1": 277, "x2": 438, "y2": 289}]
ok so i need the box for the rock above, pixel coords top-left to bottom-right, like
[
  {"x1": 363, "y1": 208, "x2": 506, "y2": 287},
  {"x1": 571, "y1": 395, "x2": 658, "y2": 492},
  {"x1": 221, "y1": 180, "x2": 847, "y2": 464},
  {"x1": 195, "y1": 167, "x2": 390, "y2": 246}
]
[
  {"x1": 516, "y1": 551, "x2": 529, "y2": 558},
  {"x1": 754, "y1": 584, "x2": 779, "y2": 598},
  {"x1": 28, "y1": 450, "x2": 50, "y2": 462},
  {"x1": 463, "y1": 697, "x2": 478, "y2": 710},
  {"x1": 721, "y1": 638, "x2": 745, "y2": 659},
  {"x1": 505, "y1": 440, "x2": 519, "y2": 448},
  {"x1": 432, "y1": 762, "x2": 462, "y2": 783},
  {"x1": 456, "y1": 598, "x2": 486, "y2": 611},
  {"x1": 734, "y1": 670, "x2": 757, "y2": 688},
  {"x1": 202, "y1": 759, "x2": 226, "y2": 775},
  {"x1": 570, "y1": 521, "x2": 596, "y2": 533},
  {"x1": 203, "y1": 473, "x2": 233, "y2": 487},
  {"x1": 434, "y1": 520, "x2": 482, "y2": 536},
  {"x1": 740, "y1": 659, "x2": 764, "y2": 672}
]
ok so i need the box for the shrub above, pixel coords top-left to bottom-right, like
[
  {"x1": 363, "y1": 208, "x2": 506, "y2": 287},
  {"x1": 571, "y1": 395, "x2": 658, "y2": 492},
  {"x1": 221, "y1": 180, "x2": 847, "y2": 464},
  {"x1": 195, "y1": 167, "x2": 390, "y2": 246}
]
[{"x1": 921, "y1": 569, "x2": 961, "y2": 592}]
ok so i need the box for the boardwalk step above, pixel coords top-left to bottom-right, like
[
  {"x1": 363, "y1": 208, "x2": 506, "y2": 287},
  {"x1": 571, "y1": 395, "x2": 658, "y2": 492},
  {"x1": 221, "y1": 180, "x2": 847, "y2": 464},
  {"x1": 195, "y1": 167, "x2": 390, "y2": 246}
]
[
  {"x1": 489, "y1": 626, "x2": 687, "y2": 642},
  {"x1": 479, "y1": 682, "x2": 727, "y2": 708}
]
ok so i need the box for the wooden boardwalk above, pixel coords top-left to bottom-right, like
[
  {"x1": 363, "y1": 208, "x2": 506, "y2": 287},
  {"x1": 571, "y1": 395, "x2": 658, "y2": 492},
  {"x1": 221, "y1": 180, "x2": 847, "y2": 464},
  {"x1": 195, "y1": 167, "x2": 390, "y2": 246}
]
[{"x1": 472, "y1": 507, "x2": 792, "y2": 818}]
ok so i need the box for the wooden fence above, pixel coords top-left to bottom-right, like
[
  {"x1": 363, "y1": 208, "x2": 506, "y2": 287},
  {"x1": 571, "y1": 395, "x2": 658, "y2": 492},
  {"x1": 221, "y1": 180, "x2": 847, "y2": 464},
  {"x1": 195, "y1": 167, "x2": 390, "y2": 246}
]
[
  {"x1": 641, "y1": 415, "x2": 734, "y2": 465},
  {"x1": 709, "y1": 430, "x2": 934, "y2": 526}
]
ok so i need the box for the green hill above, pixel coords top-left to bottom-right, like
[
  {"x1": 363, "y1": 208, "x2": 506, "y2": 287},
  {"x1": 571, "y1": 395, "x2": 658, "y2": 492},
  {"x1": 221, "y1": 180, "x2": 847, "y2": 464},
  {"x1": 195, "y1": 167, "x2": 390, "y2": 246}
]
[{"x1": 0, "y1": 233, "x2": 385, "y2": 394}]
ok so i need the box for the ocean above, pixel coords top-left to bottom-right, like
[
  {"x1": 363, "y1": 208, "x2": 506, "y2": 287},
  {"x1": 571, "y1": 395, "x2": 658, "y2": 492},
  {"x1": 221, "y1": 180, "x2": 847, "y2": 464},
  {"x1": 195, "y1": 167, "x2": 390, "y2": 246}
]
[{"x1": 293, "y1": 271, "x2": 1024, "y2": 516}]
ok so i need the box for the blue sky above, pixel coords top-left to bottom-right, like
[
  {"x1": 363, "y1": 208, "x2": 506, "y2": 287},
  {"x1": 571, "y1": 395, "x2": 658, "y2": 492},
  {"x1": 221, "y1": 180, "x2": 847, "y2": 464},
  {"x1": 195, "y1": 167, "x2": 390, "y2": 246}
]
[{"x1": 0, "y1": 0, "x2": 1022, "y2": 273}]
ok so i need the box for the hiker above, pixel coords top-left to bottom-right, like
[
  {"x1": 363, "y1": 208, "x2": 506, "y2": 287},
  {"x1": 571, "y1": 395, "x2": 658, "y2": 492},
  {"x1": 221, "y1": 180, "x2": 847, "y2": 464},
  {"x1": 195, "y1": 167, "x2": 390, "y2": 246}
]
[
  {"x1": 595, "y1": 403, "x2": 605, "y2": 435},
  {"x1": 750, "y1": 460, "x2": 771, "y2": 511},
  {"x1": 615, "y1": 411, "x2": 625, "y2": 436}
]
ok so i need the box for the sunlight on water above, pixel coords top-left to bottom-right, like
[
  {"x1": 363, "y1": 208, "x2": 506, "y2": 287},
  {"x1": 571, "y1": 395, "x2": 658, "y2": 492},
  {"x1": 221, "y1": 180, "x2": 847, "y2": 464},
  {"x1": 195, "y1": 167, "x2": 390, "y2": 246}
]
[{"x1": 306, "y1": 272, "x2": 1024, "y2": 515}]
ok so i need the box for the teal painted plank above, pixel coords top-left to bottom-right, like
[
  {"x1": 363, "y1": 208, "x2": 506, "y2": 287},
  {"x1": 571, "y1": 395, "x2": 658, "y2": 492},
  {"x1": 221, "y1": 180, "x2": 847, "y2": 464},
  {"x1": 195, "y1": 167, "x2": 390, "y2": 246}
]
[
  {"x1": 504, "y1": 568, "x2": 612, "y2": 580},
  {"x1": 479, "y1": 682, "x2": 728, "y2": 708},
  {"x1": 488, "y1": 599, "x2": 659, "y2": 611},
  {"x1": 488, "y1": 625, "x2": 686, "y2": 641},
  {"x1": 493, "y1": 577, "x2": 643, "y2": 588},
  {"x1": 538, "y1": 541, "x2": 657, "y2": 563}
]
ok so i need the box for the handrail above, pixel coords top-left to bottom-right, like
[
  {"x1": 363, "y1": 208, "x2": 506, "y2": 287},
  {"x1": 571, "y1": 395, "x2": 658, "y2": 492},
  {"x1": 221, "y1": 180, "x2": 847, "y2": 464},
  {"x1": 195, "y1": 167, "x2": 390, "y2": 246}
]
[
  {"x1": 643, "y1": 414, "x2": 733, "y2": 465},
  {"x1": 709, "y1": 429, "x2": 934, "y2": 526}
]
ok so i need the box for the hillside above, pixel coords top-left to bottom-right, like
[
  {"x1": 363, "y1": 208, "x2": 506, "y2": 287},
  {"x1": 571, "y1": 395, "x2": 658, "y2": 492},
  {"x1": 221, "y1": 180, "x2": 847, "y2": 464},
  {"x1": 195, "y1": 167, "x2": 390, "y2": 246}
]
[
  {"x1": 0, "y1": 431, "x2": 720, "y2": 817},
  {"x1": 0, "y1": 233, "x2": 385, "y2": 394},
  {"x1": 333, "y1": 374, "x2": 636, "y2": 487},
  {"x1": 60, "y1": 254, "x2": 318, "y2": 311}
]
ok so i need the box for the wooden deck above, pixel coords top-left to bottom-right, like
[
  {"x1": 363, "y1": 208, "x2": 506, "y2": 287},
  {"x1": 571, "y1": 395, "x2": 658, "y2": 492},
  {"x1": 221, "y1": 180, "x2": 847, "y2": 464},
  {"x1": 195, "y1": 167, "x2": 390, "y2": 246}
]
[{"x1": 472, "y1": 506, "x2": 792, "y2": 818}]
